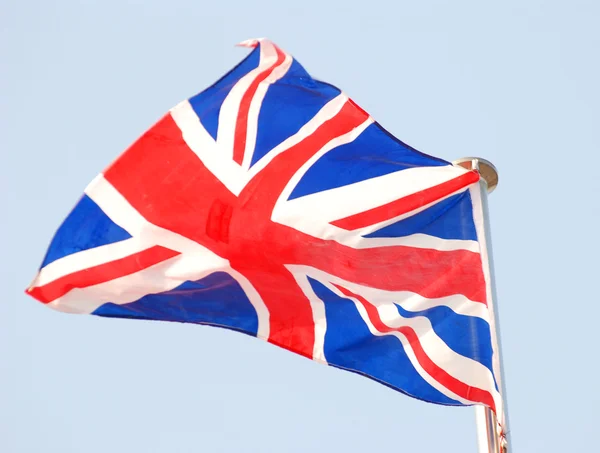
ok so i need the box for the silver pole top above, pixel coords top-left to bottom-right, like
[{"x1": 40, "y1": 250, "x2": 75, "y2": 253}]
[{"x1": 452, "y1": 157, "x2": 498, "y2": 193}]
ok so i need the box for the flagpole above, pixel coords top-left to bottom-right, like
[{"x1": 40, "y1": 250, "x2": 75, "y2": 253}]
[{"x1": 453, "y1": 158, "x2": 510, "y2": 453}]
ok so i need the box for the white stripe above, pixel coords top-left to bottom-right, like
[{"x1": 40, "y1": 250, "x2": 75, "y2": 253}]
[
  {"x1": 248, "y1": 94, "x2": 353, "y2": 182},
  {"x1": 242, "y1": 49, "x2": 293, "y2": 170},
  {"x1": 170, "y1": 101, "x2": 243, "y2": 195},
  {"x1": 216, "y1": 40, "x2": 281, "y2": 161},
  {"x1": 271, "y1": 109, "x2": 373, "y2": 223},
  {"x1": 351, "y1": 233, "x2": 480, "y2": 253},
  {"x1": 394, "y1": 290, "x2": 489, "y2": 321},
  {"x1": 276, "y1": 165, "x2": 469, "y2": 229},
  {"x1": 85, "y1": 174, "x2": 210, "y2": 255},
  {"x1": 47, "y1": 252, "x2": 229, "y2": 314},
  {"x1": 31, "y1": 238, "x2": 147, "y2": 288},
  {"x1": 237, "y1": 38, "x2": 262, "y2": 48},
  {"x1": 227, "y1": 268, "x2": 270, "y2": 340},
  {"x1": 290, "y1": 272, "x2": 328, "y2": 363},
  {"x1": 85, "y1": 174, "x2": 148, "y2": 236}
]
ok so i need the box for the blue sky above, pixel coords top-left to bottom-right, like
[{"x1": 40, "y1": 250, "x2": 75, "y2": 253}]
[{"x1": 2, "y1": 1, "x2": 599, "y2": 452}]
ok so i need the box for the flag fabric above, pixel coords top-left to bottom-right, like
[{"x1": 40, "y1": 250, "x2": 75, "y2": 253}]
[{"x1": 27, "y1": 38, "x2": 504, "y2": 429}]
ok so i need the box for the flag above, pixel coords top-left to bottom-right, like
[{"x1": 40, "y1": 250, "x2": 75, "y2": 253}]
[{"x1": 27, "y1": 38, "x2": 503, "y2": 427}]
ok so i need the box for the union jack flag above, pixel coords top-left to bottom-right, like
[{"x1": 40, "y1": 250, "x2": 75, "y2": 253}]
[{"x1": 27, "y1": 38, "x2": 504, "y2": 432}]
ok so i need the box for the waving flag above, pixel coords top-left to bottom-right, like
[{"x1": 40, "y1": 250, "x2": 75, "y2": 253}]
[{"x1": 27, "y1": 38, "x2": 504, "y2": 429}]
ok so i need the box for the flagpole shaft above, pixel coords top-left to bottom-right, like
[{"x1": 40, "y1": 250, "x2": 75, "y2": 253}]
[
  {"x1": 454, "y1": 158, "x2": 511, "y2": 453},
  {"x1": 478, "y1": 164, "x2": 510, "y2": 453},
  {"x1": 475, "y1": 405, "x2": 501, "y2": 453}
]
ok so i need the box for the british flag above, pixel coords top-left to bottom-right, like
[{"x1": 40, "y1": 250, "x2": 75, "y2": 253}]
[{"x1": 27, "y1": 38, "x2": 504, "y2": 432}]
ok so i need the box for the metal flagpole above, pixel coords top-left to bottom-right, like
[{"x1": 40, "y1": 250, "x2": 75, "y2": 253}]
[{"x1": 453, "y1": 158, "x2": 511, "y2": 453}]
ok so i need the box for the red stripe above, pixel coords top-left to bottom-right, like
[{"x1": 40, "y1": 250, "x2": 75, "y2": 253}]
[
  {"x1": 232, "y1": 263, "x2": 316, "y2": 359},
  {"x1": 332, "y1": 170, "x2": 480, "y2": 231},
  {"x1": 29, "y1": 246, "x2": 180, "y2": 304},
  {"x1": 294, "y1": 238, "x2": 487, "y2": 303},
  {"x1": 232, "y1": 46, "x2": 286, "y2": 165},
  {"x1": 333, "y1": 284, "x2": 497, "y2": 412}
]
